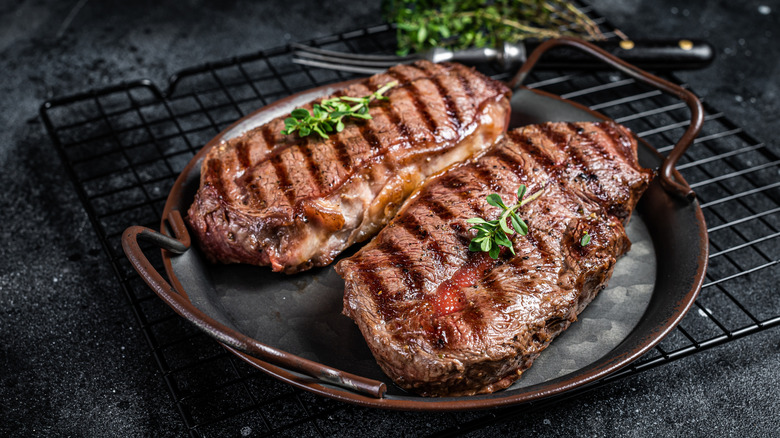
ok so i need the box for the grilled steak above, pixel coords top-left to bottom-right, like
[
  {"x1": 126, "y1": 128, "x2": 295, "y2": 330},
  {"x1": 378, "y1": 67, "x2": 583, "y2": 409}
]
[
  {"x1": 335, "y1": 121, "x2": 653, "y2": 397},
  {"x1": 187, "y1": 61, "x2": 510, "y2": 273}
]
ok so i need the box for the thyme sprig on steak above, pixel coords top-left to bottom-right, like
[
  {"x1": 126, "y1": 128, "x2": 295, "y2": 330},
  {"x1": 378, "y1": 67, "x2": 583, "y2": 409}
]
[
  {"x1": 467, "y1": 184, "x2": 544, "y2": 259},
  {"x1": 281, "y1": 81, "x2": 398, "y2": 139}
]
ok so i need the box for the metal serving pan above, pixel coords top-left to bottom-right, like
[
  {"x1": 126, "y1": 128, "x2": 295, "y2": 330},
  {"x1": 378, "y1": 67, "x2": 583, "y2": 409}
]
[{"x1": 123, "y1": 38, "x2": 707, "y2": 410}]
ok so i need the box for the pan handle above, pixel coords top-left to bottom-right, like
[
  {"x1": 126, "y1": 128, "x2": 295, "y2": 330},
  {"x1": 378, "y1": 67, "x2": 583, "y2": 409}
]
[
  {"x1": 121, "y1": 210, "x2": 387, "y2": 399},
  {"x1": 508, "y1": 36, "x2": 704, "y2": 201}
]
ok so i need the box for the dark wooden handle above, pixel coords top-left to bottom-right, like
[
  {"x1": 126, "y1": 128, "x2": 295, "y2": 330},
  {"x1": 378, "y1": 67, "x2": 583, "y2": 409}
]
[
  {"x1": 529, "y1": 38, "x2": 715, "y2": 70},
  {"x1": 121, "y1": 210, "x2": 387, "y2": 399},
  {"x1": 510, "y1": 36, "x2": 704, "y2": 200}
]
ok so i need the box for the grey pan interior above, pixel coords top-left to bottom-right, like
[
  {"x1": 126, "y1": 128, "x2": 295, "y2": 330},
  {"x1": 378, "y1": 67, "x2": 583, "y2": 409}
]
[{"x1": 162, "y1": 86, "x2": 707, "y2": 409}]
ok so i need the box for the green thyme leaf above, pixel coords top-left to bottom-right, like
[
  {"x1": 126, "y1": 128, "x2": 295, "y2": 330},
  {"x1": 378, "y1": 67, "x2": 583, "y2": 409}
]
[
  {"x1": 486, "y1": 193, "x2": 506, "y2": 209},
  {"x1": 510, "y1": 214, "x2": 527, "y2": 236},
  {"x1": 516, "y1": 184, "x2": 527, "y2": 200},
  {"x1": 291, "y1": 108, "x2": 309, "y2": 119},
  {"x1": 498, "y1": 213, "x2": 514, "y2": 235},
  {"x1": 489, "y1": 244, "x2": 500, "y2": 259},
  {"x1": 580, "y1": 232, "x2": 591, "y2": 246}
]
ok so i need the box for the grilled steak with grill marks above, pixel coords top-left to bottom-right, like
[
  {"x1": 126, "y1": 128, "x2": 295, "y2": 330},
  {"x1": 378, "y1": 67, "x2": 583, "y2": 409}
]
[
  {"x1": 335, "y1": 121, "x2": 653, "y2": 397},
  {"x1": 186, "y1": 60, "x2": 511, "y2": 273}
]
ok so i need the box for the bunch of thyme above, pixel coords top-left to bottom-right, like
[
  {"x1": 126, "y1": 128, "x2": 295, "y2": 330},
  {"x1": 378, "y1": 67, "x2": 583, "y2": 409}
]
[{"x1": 382, "y1": 0, "x2": 604, "y2": 56}]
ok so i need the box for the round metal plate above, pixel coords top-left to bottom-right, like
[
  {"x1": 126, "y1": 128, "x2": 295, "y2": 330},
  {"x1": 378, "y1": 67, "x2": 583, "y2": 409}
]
[{"x1": 161, "y1": 81, "x2": 708, "y2": 410}]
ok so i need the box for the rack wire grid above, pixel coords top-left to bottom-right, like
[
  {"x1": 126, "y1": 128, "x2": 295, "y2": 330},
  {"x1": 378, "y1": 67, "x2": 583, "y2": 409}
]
[{"x1": 40, "y1": 5, "x2": 779, "y2": 437}]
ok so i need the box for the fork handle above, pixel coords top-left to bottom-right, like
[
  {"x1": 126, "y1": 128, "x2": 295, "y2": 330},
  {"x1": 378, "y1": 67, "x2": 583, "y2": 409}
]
[{"x1": 431, "y1": 46, "x2": 503, "y2": 64}]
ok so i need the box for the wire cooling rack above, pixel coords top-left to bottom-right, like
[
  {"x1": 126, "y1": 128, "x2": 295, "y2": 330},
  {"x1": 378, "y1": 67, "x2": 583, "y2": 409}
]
[{"x1": 40, "y1": 5, "x2": 779, "y2": 437}]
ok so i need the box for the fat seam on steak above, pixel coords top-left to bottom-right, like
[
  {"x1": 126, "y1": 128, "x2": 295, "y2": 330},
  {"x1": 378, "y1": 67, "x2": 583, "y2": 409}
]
[
  {"x1": 335, "y1": 121, "x2": 654, "y2": 397},
  {"x1": 186, "y1": 60, "x2": 511, "y2": 273}
]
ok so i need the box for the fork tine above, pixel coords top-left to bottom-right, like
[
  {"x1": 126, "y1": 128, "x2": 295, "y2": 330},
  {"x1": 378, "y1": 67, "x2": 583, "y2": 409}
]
[
  {"x1": 290, "y1": 42, "x2": 419, "y2": 63},
  {"x1": 292, "y1": 57, "x2": 388, "y2": 75},
  {"x1": 293, "y1": 50, "x2": 402, "y2": 69}
]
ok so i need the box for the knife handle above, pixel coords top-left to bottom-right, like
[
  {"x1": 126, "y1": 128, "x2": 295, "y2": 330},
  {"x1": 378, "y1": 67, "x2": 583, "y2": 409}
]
[{"x1": 531, "y1": 39, "x2": 715, "y2": 71}]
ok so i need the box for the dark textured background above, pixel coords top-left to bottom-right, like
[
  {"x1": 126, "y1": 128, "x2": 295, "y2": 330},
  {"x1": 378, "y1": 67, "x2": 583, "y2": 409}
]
[{"x1": 1, "y1": 0, "x2": 778, "y2": 436}]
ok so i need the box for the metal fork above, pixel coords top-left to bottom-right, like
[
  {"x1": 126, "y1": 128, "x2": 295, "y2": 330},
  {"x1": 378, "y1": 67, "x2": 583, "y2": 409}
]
[
  {"x1": 291, "y1": 39, "x2": 716, "y2": 74},
  {"x1": 291, "y1": 42, "x2": 525, "y2": 75}
]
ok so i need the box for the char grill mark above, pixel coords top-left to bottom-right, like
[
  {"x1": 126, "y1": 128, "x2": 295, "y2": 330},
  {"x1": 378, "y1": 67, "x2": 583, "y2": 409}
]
[
  {"x1": 430, "y1": 74, "x2": 461, "y2": 130},
  {"x1": 488, "y1": 204, "x2": 561, "y2": 293},
  {"x1": 235, "y1": 140, "x2": 251, "y2": 170},
  {"x1": 568, "y1": 123, "x2": 621, "y2": 203},
  {"x1": 418, "y1": 191, "x2": 457, "y2": 221},
  {"x1": 356, "y1": 107, "x2": 399, "y2": 175},
  {"x1": 387, "y1": 69, "x2": 438, "y2": 135},
  {"x1": 299, "y1": 142, "x2": 328, "y2": 194},
  {"x1": 492, "y1": 147, "x2": 529, "y2": 181},
  {"x1": 383, "y1": 240, "x2": 426, "y2": 299},
  {"x1": 329, "y1": 84, "x2": 374, "y2": 182},
  {"x1": 473, "y1": 162, "x2": 500, "y2": 193},
  {"x1": 538, "y1": 121, "x2": 570, "y2": 148},
  {"x1": 456, "y1": 70, "x2": 475, "y2": 101},
  {"x1": 575, "y1": 121, "x2": 616, "y2": 157},
  {"x1": 324, "y1": 83, "x2": 377, "y2": 182},
  {"x1": 354, "y1": 260, "x2": 397, "y2": 320},
  {"x1": 205, "y1": 157, "x2": 226, "y2": 199},
  {"x1": 340, "y1": 82, "x2": 402, "y2": 176},
  {"x1": 327, "y1": 89, "x2": 357, "y2": 175},
  {"x1": 436, "y1": 174, "x2": 490, "y2": 221},
  {"x1": 408, "y1": 61, "x2": 466, "y2": 133},
  {"x1": 394, "y1": 64, "x2": 501, "y2": 167},
  {"x1": 356, "y1": 117, "x2": 384, "y2": 151},
  {"x1": 269, "y1": 153, "x2": 296, "y2": 206},
  {"x1": 507, "y1": 129, "x2": 558, "y2": 172},
  {"x1": 378, "y1": 172, "x2": 492, "y2": 320},
  {"x1": 458, "y1": 63, "x2": 505, "y2": 99},
  {"x1": 331, "y1": 137, "x2": 353, "y2": 173},
  {"x1": 573, "y1": 122, "x2": 627, "y2": 169},
  {"x1": 563, "y1": 121, "x2": 616, "y2": 167},
  {"x1": 536, "y1": 122, "x2": 638, "y2": 219},
  {"x1": 396, "y1": 213, "x2": 448, "y2": 270},
  {"x1": 441, "y1": 174, "x2": 475, "y2": 202},
  {"x1": 260, "y1": 124, "x2": 276, "y2": 154},
  {"x1": 336, "y1": 121, "x2": 653, "y2": 397},
  {"x1": 355, "y1": 248, "x2": 424, "y2": 322},
  {"x1": 383, "y1": 102, "x2": 413, "y2": 149}
]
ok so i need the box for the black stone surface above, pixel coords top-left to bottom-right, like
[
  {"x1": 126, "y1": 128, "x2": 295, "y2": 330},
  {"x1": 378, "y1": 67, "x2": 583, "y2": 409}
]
[{"x1": 1, "y1": 0, "x2": 777, "y2": 436}]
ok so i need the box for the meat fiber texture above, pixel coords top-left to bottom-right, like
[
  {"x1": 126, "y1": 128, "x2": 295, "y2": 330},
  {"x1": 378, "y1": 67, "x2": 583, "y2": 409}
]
[
  {"x1": 335, "y1": 122, "x2": 654, "y2": 397},
  {"x1": 186, "y1": 61, "x2": 511, "y2": 273}
]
